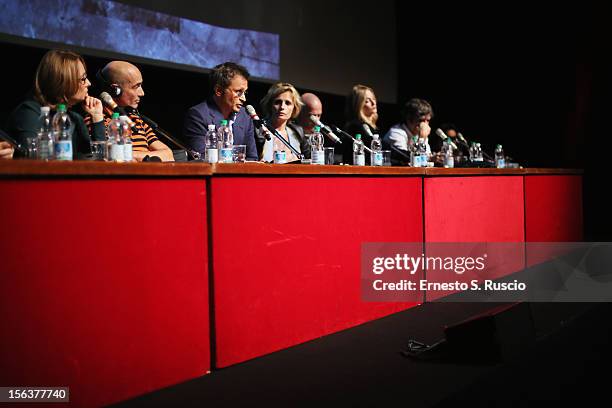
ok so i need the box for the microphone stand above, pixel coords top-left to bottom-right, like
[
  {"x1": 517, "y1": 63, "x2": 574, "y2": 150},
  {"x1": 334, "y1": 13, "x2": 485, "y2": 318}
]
[
  {"x1": 261, "y1": 118, "x2": 304, "y2": 160},
  {"x1": 329, "y1": 125, "x2": 373, "y2": 153},
  {"x1": 136, "y1": 112, "x2": 202, "y2": 161}
]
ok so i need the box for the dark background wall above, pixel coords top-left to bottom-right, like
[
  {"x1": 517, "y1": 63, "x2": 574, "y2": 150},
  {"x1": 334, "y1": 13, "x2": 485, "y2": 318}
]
[{"x1": 1, "y1": 2, "x2": 608, "y2": 239}]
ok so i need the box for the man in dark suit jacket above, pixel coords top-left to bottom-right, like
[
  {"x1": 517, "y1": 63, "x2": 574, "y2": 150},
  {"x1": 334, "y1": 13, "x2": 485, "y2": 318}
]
[{"x1": 183, "y1": 62, "x2": 258, "y2": 161}]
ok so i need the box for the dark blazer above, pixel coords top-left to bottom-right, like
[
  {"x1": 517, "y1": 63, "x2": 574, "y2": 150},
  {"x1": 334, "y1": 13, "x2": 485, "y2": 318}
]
[
  {"x1": 6, "y1": 99, "x2": 105, "y2": 158},
  {"x1": 183, "y1": 98, "x2": 258, "y2": 161}
]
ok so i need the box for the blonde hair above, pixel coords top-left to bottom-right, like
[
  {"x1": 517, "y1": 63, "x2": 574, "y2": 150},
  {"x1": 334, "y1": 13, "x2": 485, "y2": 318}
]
[
  {"x1": 34, "y1": 49, "x2": 86, "y2": 106},
  {"x1": 260, "y1": 82, "x2": 304, "y2": 120},
  {"x1": 346, "y1": 84, "x2": 378, "y2": 129}
]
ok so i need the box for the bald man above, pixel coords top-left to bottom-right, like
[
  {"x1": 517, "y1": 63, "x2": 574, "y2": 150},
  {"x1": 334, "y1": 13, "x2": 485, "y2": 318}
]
[
  {"x1": 96, "y1": 61, "x2": 174, "y2": 161},
  {"x1": 296, "y1": 92, "x2": 323, "y2": 135}
]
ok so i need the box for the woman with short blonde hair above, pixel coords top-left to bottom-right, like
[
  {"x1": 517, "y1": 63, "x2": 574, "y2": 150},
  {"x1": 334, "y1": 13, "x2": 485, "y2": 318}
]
[{"x1": 258, "y1": 82, "x2": 310, "y2": 162}]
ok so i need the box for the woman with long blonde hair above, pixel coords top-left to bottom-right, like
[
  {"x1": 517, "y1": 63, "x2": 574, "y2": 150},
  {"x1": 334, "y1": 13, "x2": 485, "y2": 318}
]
[{"x1": 343, "y1": 84, "x2": 380, "y2": 164}]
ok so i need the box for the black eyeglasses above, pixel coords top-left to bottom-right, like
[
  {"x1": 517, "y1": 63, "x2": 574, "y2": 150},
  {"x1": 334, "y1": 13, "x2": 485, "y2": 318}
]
[{"x1": 228, "y1": 88, "x2": 247, "y2": 98}]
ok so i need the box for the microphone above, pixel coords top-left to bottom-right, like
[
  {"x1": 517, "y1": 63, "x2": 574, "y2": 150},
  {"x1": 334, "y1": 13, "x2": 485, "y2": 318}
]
[
  {"x1": 457, "y1": 132, "x2": 469, "y2": 146},
  {"x1": 362, "y1": 123, "x2": 374, "y2": 138},
  {"x1": 327, "y1": 124, "x2": 372, "y2": 153},
  {"x1": 99, "y1": 91, "x2": 122, "y2": 113},
  {"x1": 242, "y1": 106, "x2": 302, "y2": 160},
  {"x1": 246, "y1": 105, "x2": 271, "y2": 141},
  {"x1": 99, "y1": 92, "x2": 138, "y2": 130},
  {"x1": 435, "y1": 128, "x2": 458, "y2": 150},
  {"x1": 309, "y1": 115, "x2": 342, "y2": 144}
]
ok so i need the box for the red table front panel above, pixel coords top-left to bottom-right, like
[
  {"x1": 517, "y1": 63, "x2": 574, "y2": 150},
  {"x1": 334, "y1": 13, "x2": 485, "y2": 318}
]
[
  {"x1": 0, "y1": 179, "x2": 210, "y2": 407},
  {"x1": 211, "y1": 176, "x2": 422, "y2": 367},
  {"x1": 424, "y1": 176, "x2": 525, "y2": 299},
  {"x1": 525, "y1": 175, "x2": 583, "y2": 266}
]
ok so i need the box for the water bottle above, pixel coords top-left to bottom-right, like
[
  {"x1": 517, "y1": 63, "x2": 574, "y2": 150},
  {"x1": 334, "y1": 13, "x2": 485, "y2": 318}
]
[
  {"x1": 475, "y1": 142, "x2": 484, "y2": 162},
  {"x1": 36, "y1": 106, "x2": 54, "y2": 160},
  {"x1": 310, "y1": 125, "x2": 325, "y2": 165},
  {"x1": 52, "y1": 104, "x2": 73, "y2": 161},
  {"x1": 495, "y1": 144, "x2": 505, "y2": 168},
  {"x1": 410, "y1": 136, "x2": 419, "y2": 167},
  {"x1": 205, "y1": 124, "x2": 218, "y2": 163},
  {"x1": 353, "y1": 133, "x2": 365, "y2": 166},
  {"x1": 443, "y1": 139, "x2": 454, "y2": 168},
  {"x1": 107, "y1": 112, "x2": 124, "y2": 162},
  {"x1": 274, "y1": 150, "x2": 287, "y2": 164},
  {"x1": 119, "y1": 115, "x2": 133, "y2": 162},
  {"x1": 417, "y1": 137, "x2": 428, "y2": 167},
  {"x1": 218, "y1": 119, "x2": 233, "y2": 163},
  {"x1": 469, "y1": 142, "x2": 476, "y2": 161},
  {"x1": 371, "y1": 134, "x2": 383, "y2": 166}
]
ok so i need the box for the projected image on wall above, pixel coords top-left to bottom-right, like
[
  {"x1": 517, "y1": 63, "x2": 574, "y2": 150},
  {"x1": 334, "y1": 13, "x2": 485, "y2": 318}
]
[{"x1": 0, "y1": 0, "x2": 280, "y2": 80}]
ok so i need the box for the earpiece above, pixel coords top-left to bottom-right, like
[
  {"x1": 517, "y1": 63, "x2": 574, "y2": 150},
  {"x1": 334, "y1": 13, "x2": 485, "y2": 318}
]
[{"x1": 95, "y1": 69, "x2": 122, "y2": 98}]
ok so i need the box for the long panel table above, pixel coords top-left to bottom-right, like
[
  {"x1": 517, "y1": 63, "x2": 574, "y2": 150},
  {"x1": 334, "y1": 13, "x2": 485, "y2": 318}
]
[{"x1": 0, "y1": 161, "x2": 583, "y2": 406}]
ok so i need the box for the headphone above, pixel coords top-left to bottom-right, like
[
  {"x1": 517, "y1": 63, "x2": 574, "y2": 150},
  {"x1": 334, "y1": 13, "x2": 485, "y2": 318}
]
[{"x1": 95, "y1": 69, "x2": 122, "y2": 98}]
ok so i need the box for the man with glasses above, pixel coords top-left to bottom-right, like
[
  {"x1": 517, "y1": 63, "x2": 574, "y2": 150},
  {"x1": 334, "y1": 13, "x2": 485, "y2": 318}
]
[{"x1": 183, "y1": 62, "x2": 258, "y2": 161}]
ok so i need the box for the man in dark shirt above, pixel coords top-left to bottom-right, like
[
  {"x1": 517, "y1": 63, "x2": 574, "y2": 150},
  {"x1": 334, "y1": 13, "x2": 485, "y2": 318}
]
[{"x1": 183, "y1": 62, "x2": 258, "y2": 161}]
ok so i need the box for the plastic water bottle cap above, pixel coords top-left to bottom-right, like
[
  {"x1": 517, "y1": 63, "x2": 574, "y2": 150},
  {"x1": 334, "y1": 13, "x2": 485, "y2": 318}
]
[{"x1": 355, "y1": 134, "x2": 362, "y2": 140}]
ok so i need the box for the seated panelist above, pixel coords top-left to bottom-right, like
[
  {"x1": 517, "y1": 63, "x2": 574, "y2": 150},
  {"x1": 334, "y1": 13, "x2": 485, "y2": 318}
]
[
  {"x1": 258, "y1": 82, "x2": 310, "y2": 162},
  {"x1": 92, "y1": 61, "x2": 174, "y2": 162},
  {"x1": 183, "y1": 62, "x2": 258, "y2": 161},
  {"x1": 6, "y1": 49, "x2": 105, "y2": 158}
]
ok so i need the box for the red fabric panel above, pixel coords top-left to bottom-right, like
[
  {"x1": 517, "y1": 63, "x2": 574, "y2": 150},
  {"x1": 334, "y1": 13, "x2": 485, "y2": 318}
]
[
  {"x1": 424, "y1": 176, "x2": 525, "y2": 243},
  {"x1": 525, "y1": 175, "x2": 583, "y2": 242},
  {"x1": 424, "y1": 176, "x2": 525, "y2": 299},
  {"x1": 0, "y1": 179, "x2": 209, "y2": 407},
  {"x1": 212, "y1": 177, "x2": 422, "y2": 367},
  {"x1": 525, "y1": 175, "x2": 583, "y2": 267}
]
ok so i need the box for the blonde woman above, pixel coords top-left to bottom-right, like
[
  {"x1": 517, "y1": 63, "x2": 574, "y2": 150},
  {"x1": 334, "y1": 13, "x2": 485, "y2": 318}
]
[
  {"x1": 259, "y1": 82, "x2": 310, "y2": 162},
  {"x1": 343, "y1": 84, "x2": 380, "y2": 164}
]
